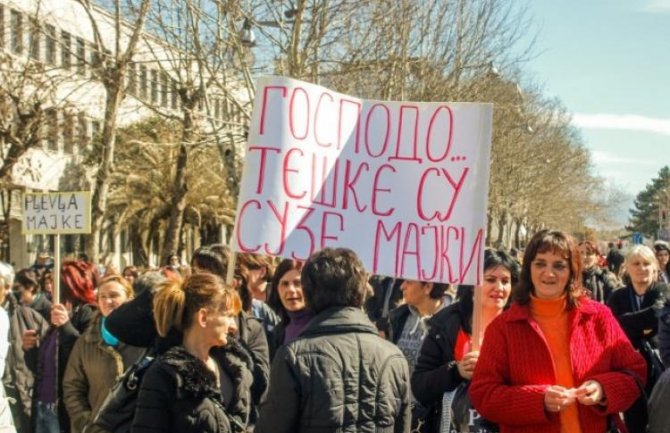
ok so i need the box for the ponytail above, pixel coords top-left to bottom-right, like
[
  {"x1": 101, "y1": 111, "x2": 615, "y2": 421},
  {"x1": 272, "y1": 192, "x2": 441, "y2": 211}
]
[{"x1": 153, "y1": 278, "x2": 186, "y2": 337}]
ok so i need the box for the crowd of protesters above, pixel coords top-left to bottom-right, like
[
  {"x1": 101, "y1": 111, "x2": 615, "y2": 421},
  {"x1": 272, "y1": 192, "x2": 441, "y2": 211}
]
[{"x1": 0, "y1": 232, "x2": 666, "y2": 433}]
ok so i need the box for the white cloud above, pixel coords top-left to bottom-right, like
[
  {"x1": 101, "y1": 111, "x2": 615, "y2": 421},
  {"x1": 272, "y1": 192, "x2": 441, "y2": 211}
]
[
  {"x1": 590, "y1": 150, "x2": 657, "y2": 166},
  {"x1": 642, "y1": 0, "x2": 670, "y2": 12},
  {"x1": 572, "y1": 113, "x2": 670, "y2": 136}
]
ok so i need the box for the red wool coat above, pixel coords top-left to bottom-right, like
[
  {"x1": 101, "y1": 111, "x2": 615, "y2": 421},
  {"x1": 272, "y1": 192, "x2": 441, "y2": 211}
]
[{"x1": 469, "y1": 298, "x2": 646, "y2": 433}]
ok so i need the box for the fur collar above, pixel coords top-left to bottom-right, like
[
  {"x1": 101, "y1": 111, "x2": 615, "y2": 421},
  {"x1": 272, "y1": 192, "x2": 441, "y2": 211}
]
[{"x1": 159, "y1": 339, "x2": 253, "y2": 431}]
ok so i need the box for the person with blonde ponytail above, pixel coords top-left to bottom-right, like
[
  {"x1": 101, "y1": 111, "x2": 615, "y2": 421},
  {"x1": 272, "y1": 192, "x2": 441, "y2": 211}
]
[{"x1": 130, "y1": 273, "x2": 253, "y2": 433}]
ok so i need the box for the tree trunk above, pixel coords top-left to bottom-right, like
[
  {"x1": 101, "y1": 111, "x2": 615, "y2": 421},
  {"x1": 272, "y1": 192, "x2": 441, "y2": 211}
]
[
  {"x1": 514, "y1": 217, "x2": 523, "y2": 249},
  {"x1": 87, "y1": 86, "x2": 123, "y2": 263},
  {"x1": 161, "y1": 110, "x2": 193, "y2": 265},
  {"x1": 129, "y1": 221, "x2": 148, "y2": 267},
  {"x1": 496, "y1": 209, "x2": 508, "y2": 247},
  {"x1": 1, "y1": 189, "x2": 11, "y2": 261},
  {"x1": 486, "y1": 210, "x2": 493, "y2": 246}
]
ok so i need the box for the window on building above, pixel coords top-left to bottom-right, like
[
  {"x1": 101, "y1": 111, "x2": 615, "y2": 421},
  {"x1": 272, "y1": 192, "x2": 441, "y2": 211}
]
[
  {"x1": 76, "y1": 38, "x2": 85, "y2": 75},
  {"x1": 89, "y1": 43, "x2": 100, "y2": 68},
  {"x1": 61, "y1": 31, "x2": 71, "y2": 69},
  {"x1": 215, "y1": 98, "x2": 221, "y2": 121},
  {"x1": 77, "y1": 112, "x2": 88, "y2": 147},
  {"x1": 91, "y1": 120, "x2": 101, "y2": 138},
  {"x1": 160, "y1": 72, "x2": 168, "y2": 107},
  {"x1": 29, "y1": 20, "x2": 40, "y2": 60},
  {"x1": 126, "y1": 62, "x2": 137, "y2": 96},
  {"x1": 10, "y1": 10, "x2": 23, "y2": 54},
  {"x1": 171, "y1": 80, "x2": 178, "y2": 109},
  {"x1": 63, "y1": 112, "x2": 74, "y2": 153},
  {"x1": 0, "y1": 6, "x2": 5, "y2": 48},
  {"x1": 139, "y1": 64, "x2": 148, "y2": 100},
  {"x1": 45, "y1": 109, "x2": 59, "y2": 151},
  {"x1": 45, "y1": 24, "x2": 56, "y2": 65},
  {"x1": 150, "y1": 69, "x2": 158, "y2": 104}
]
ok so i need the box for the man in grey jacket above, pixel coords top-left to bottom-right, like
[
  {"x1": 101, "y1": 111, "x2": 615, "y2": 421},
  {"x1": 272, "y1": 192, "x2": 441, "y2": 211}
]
[{"x1": 256, "y1": 247, "x2": 411, "y2": 433}]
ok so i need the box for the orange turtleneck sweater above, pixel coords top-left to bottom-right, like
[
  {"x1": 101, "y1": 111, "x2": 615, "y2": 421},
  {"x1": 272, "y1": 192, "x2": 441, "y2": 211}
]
[{"x1": 530, "y1": 294, "x2": 582, "y2": 433}]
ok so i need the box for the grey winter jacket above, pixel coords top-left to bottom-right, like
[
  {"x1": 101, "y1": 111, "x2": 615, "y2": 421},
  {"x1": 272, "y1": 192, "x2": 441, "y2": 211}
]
[{"x1": 255, "y1": 306, "x2": 411, "y2": 433}]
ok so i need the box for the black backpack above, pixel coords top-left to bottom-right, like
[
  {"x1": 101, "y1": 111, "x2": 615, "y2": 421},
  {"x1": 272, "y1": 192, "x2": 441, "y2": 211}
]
[{"x1": 92, "y1": 349, "x2": 155, "y2": 433}]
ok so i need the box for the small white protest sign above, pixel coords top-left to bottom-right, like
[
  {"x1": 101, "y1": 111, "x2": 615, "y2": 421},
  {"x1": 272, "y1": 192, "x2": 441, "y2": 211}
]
[{"x1": 22, "y1": 191, "x2": 92, "y2": 234}]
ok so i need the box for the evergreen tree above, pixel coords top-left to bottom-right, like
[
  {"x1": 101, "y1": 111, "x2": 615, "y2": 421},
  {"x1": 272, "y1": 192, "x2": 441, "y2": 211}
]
[{"x1": 628, "y1": 166, "x2": 670, "y2": 238}]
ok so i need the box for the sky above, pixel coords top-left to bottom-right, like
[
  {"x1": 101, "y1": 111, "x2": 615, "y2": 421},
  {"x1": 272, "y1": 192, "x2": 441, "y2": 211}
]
[{"x1": 521, "y1": 0, "x2": 669, "y2": 208}]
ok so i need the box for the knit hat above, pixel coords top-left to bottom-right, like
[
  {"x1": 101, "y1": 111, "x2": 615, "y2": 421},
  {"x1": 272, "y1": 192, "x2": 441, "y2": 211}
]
[{"x1": 60, "y1": 260, "x2": 97, "y2": 305}]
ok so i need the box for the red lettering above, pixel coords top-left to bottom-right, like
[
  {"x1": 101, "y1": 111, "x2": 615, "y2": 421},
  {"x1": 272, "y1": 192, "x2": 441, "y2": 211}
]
[
  {"x1": 338, "y1": 98, "x2": 362, "y2": 151},
  {"x1": 289, "y1": 87, "x2": 310, "y2": 140},
  {"x1": 248, "y1": 146, "x2": 281, "y2": 194},
  {"x1": 259, "y1": 86, "x2": 287, "y2": 135},
  {"x1": 426, "y1": 105, "x2": 453, "y2": 162},
  {"x1": 234, "y1": 200, "x2": 262, "y2": 252},
  {"x1": 416, "y1": 168, "x2": 469, "y2": 222},
  {"x1": 420, "y1": 224, "x2": 439, "y2": 281},
  {"x1": 342, "y1": 160, "x2": 369, "y2": 212},
  {"x1": 399, "y1": 223, "x2": 421, "y2": 277},
  {"x1": 264, "y1": 200, "x2": 289, "y2": 256},
  {"x1": 314, "y1": 92, "x2": 334, "y2": 148},
  {"x1": 364, "y1": 103, "x2": 391, "y2": 157},
  {"x1": 282, "y1": 148, "x2": 307, "y2": 199},
  {"x1": 291, "y1": 206, "x2": 316, "y2": 261},
  {"x1": 459, "y1": 228, "x2": 484, "y2": 285},
  {"x1": 389, "y1": 105, "x2": 422, "y2": 163},
  {"x1": 442, "y1": 227, "x2": 460, "y2": 284},
  {"x1": 373, "y1": 220, "x2": 402, "y2": 275},
  {"x1": 311, "y1": 153, "x2": 339, "y2": 208},
  {"x1": 371, "y1": 164, "x2": 396, "y2": 216},
  {"x1": 320, "y1": 211, "x2": 344, "y2": 248}
]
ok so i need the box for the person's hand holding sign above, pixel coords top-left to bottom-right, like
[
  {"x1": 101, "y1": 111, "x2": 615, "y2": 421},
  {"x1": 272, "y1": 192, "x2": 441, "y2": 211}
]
[{"x1": 51, "y1": 303, "x2": 70, "y2": 327}]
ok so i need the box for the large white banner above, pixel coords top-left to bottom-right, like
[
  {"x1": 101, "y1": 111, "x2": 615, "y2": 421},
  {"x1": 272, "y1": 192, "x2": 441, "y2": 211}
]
[{"x1": 232, "y1": 77, "x2": 493, "y2": 285}]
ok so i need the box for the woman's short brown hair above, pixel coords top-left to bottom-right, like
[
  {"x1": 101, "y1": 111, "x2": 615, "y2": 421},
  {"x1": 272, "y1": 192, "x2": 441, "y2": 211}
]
[{"x1": 515, "y1": 229, "x2": 585, "y2": 309}]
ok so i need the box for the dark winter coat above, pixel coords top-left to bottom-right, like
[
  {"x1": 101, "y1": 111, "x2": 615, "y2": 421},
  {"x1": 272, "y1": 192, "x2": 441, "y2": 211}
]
[
  {"x1": 387, "y1": 304, "x2": 411, "y2": 344},
  {"x1": 25, "y1": 303, "x2": 97, "y2": 433},
  {"x1": 130, "y1": 342, "x2": 253, "y2": 433},
  {"x1": 607, "y1": 282, "x2": 669, "y2": 349},
  {"x1": 106, "y1": 290, "x2": 269, "y2": 424},
  {"x1": 659, "y1": 302, "x2": 670, "y2": 367},
  {"x1": 255, "y1": 306, "x2": 411, "y2": 433},
  {"x1": 28, "y1": 292, "x2": 52, "y2": 322},
  {"x1": 62, "y1": 314, "x2": 145, "y2": 433},
  {"x1": 3, "y1": 297, "x2": 49, "y2": 433},
  {"x1": 410, "y1": 301, "x2": 471, "y2": 433},
  {"x1": 581, "y1": 266, "x2": 620, "y2": 303}
]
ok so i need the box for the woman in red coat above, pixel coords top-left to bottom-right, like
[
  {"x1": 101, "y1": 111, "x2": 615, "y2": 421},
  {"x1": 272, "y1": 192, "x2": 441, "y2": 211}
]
[{"x1": 469, "y1": 230, "x2": 646, "y2": 433}]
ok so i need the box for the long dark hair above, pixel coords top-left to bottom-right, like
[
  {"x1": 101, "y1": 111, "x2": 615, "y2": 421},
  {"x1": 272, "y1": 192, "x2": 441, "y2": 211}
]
[{"x1": 515, "y1": 229, "x2": 584, "y2": 309}]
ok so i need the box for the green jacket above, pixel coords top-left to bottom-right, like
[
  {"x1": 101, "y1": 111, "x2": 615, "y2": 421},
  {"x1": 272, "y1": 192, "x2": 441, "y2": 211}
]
[{"x1": 63, "y1": 314, "x2": 145, "y2": 433}]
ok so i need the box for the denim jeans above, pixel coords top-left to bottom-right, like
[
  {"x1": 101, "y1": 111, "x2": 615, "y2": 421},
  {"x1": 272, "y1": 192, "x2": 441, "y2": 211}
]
[{"x1": 34, "y1": 402, "x2": 59, "y2": 433}]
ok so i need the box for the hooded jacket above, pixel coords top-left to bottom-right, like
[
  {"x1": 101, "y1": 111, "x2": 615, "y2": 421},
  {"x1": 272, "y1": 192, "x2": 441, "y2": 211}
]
[
  {"x1": 62, "y1": 314, "x2": 145, "y2": 433},
  {"x1": 256, "y1": 306, "x2": 411, "y2": 433}
]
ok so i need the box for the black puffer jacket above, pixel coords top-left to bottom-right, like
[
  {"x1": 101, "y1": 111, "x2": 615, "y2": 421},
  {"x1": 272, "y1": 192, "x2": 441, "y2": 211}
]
[
  {"x1": 660, "y1": 302, "x2": 670, "y2": 367},
  {"x1": 582, "y1": 266, "x2": 620, "y2": 303},
  {"x1": 256, "y1": 306, "x2": 411, "y2": 433},
  {"x1": 411, "y1": 301, "x2": 471, "y2": 433},
  {"x1": 131, "y1": 341, "x2": 253, "y2": 433}
]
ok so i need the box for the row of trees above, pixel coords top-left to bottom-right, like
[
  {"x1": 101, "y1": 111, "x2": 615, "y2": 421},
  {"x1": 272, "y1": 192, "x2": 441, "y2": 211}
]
[
  {"x1": 628, "y1": 166, "x2": 670, "y2": 240},
  {"x1": 0, "y1": 0, "x2": 621, "y2": 264}
]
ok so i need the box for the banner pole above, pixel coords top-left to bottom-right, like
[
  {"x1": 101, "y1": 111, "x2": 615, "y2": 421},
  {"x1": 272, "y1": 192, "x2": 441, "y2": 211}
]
[{"x1": 53, "y1": 234, "x2": 60, "y2": 304}]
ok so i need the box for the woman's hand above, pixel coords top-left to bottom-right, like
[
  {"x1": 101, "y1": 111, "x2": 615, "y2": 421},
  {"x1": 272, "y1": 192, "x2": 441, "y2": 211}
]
[
  {"x1": 51, "y1": 303, "x2": 70, "y2": 328},
  {"x1": 544, "y1": 385, "x2": 576, "y2": 413},
  {"x1": 456, "y1": 350, "x2": 479, "y2": 380},
  {"x1": 22, "y1": 329, "x2": 38, "y2": 350},
  {"x1": 575, "y1": 380, "x2": 604, "y2": 406}
]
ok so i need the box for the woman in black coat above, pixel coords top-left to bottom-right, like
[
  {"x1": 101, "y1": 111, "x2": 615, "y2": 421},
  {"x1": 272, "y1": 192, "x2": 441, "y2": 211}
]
[
  {"x1": 131, "y1": 273, "x2": 252, "y2": 433},
  {"x1": 411, "y1": 249, "x2": 519, "y2": 433},
  {"x1": 607, "y1": 244, "x2": 668, "y2": 433}
]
